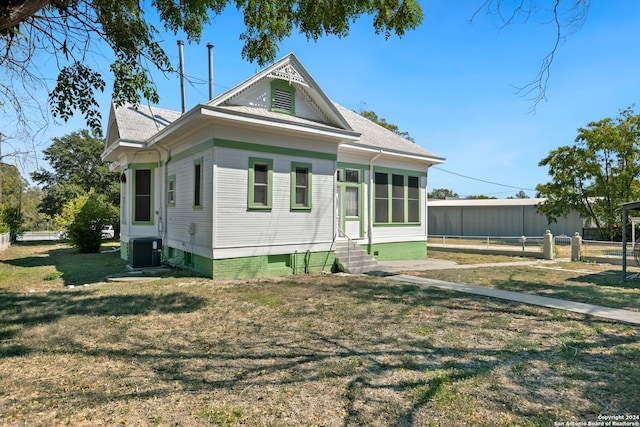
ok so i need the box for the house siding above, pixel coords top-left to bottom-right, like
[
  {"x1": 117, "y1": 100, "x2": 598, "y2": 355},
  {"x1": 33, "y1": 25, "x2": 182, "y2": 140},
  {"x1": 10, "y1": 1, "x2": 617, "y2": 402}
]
[
  {"x1": 165, "y1": 142, "x2": 214, "y2": 259},
  {"x1": 213, "y1": 145, "x2": 335, "y2": 252}
]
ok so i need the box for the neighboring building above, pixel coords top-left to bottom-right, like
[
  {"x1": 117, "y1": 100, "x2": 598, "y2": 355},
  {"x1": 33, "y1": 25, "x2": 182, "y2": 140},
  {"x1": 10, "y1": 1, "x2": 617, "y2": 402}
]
[
  {"x1": 102, "y1": 53, "x2": 445, "y2": 279},
  {"x1": 427, "y1": 198, "x2": 586, "y2": 237}
]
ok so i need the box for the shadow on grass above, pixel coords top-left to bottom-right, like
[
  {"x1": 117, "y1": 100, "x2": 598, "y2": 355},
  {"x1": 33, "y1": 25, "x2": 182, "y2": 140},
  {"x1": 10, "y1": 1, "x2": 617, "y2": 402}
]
[
  {"x1": 0, "y1": 289, "x2": 206, "y2": 356},
  {"x1": 2, "y1": 241, "x2": 129, "y2": 285},
  {"x1": 491, "y1": 274, "x2": 640, "y2": 311},
  {"x1": 569, "y1": 269, "x2": 640, "y2": 288},
  {"x1": 2, "y1": 276, "x2": 639, "y2": 425}
]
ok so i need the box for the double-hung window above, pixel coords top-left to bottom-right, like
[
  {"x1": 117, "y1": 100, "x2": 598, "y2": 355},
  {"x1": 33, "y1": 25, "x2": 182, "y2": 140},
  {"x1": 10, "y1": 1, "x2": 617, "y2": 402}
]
[
  {"x1": 291, "y1": 162, "x2": 312, "y2": 210},
  {"x1": 167, "y1": 175, "x2": 176, "y2": 206},
  {"x1": 193, "y1": 158, "x2": 203, "y2": 209},
  {"x1": 248, "y1": 157, "x2": 273, "y2": 210}
]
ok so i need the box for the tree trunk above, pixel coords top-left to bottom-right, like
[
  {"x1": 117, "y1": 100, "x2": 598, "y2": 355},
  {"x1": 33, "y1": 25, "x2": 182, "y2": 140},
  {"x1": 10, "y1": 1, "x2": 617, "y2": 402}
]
[{"x1": 0, "y1": 0, "x2": 51, "y2": 31}]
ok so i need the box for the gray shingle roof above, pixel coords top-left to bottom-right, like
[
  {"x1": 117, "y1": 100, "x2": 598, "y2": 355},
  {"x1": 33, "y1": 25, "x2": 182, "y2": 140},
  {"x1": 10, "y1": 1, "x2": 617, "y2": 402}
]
[
  {"x1": 113, "y1": 104, "x2": 181, "y2": 142},
  {"x1": 334, "y1": 103, "x2": 444, "y2": 160},
  {"x1": 111, "y1": 101, "x2": 444, "y2": 162}
]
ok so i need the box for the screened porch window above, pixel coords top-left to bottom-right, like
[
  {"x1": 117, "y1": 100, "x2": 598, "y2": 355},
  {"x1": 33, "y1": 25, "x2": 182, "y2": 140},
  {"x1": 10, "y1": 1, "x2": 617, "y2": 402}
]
[
  {"x1": 374, "y1": 171, "x2": 421, "y2": 225},
  {"x1": 374, "y1": 172, "x2": 389, "y2": 223}
]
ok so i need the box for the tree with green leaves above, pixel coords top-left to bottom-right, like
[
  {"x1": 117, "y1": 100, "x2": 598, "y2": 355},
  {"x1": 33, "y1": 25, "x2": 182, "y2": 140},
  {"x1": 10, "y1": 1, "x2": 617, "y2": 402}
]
[
  {"x1": 0, "y1": 204, "x2": 23, "y2": 241},
  {"x1": 428, "y1": 188, "x2": 459, "y2": 200},
  {"x1": 536, "y1": 107, "x2": 640, "y2": 240},
  {"x1": 30, "y1": 129, "x2": 120, "y2": 218},
  {"x1": 465, "y1": 195, "x2": 497, "y2": 200},
  {"x1": 1, "y1": 162, "x2": 26, "y2": 206},
  {"x1": 508, "y1": 191, "x2": 530, "y2": 199},
  {"x1": 0, "y1": 0, "x2": 423, "y2": 134}
]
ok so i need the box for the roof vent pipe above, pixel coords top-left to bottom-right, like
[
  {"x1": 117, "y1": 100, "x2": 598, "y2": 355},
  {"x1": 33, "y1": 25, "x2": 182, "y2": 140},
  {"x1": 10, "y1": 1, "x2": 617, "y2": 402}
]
[
  {"x1": 177, "y1": 40, "x2": 186, "y2": 114},
  {"x1": 207, "y1": 43, "x2": 214, "y2": 100}
]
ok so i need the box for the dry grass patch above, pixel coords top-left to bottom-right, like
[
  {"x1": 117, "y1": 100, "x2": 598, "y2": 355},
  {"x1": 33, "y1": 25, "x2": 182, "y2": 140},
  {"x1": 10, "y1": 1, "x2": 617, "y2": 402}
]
[
  {"x1": 412, "y1": 261, "x2": 640, "y2": 312},
  {"x1": 0, "y1": 243, "x2": 638, "y2": 426}
]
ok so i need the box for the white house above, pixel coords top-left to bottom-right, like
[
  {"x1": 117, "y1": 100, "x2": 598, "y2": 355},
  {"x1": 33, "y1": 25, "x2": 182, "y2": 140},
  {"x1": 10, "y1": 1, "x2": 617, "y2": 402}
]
[{"x1": 102, "y1": 53, "x2": 445, "y2": 279}]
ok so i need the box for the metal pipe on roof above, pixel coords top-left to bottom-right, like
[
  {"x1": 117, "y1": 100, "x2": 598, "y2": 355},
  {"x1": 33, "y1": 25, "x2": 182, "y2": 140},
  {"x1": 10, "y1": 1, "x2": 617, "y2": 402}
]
[
  {"x1": 178, "y1": 40, "x2": 186, "y2": 114},
  {"x1": 207, "y1": 43, "x2": 214, "y2": 100}
]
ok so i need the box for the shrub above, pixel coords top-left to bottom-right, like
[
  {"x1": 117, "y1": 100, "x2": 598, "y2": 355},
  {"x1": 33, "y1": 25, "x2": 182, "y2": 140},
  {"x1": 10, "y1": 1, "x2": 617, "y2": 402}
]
[{"x1": 63, "y1": 191, "x2": 118, "y2": 253}]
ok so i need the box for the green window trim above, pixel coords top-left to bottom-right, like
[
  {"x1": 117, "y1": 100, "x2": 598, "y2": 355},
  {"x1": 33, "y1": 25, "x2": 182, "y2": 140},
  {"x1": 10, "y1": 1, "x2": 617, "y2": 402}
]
[
  {"x1": 290, "y1": 162, "x2": 312, "y2": 211},
  {"x1": 373, "y1": 169, "x2": 422, "y2": 226},
  {"x1": 193, "y1": 157, "x2": 203, "y2": 210},
  {"x1": 270, "y1": 79, "x2": 296, "y2": 115},
  {"x1": 248, "y1": 157, "x2": 273, "y2": 210},
  {"x1": 167, "y1": 175, "x2": 176, "y2": 207},
  {"x1": 130, "y1": 164, "x2": 155, "y2": 225}
]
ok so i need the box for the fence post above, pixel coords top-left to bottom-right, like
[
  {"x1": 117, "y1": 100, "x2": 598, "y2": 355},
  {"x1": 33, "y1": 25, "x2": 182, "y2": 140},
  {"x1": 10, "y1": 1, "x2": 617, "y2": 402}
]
[
  {"x1": 571, "y1": 232, "x2": 582, "y2": 261},
  {"x1": 543, "y1": 230, "x2": 555, "y2": 260}
]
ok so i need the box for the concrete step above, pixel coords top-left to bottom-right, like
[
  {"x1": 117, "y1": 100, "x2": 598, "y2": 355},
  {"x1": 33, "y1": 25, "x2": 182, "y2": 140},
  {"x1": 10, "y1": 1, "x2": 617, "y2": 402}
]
[{"x1": 334, "y1": 240, "x2": 379, "y2": 274}]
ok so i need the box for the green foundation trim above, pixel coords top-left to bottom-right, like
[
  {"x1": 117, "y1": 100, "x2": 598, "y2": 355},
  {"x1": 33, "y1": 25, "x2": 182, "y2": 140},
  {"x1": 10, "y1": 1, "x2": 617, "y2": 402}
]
[
  {"x1": 213, "y1": 251, "x2": 335, "y2": 280},
  {"x1": 368, "y1": 241, "x2": 426, "y2": 261},
  {"x1": 162, "y1": 246, "x2": 336, "y2": 279},
  {"x1": 120, "y1": 241, "x2": 129, "y2": 261}
]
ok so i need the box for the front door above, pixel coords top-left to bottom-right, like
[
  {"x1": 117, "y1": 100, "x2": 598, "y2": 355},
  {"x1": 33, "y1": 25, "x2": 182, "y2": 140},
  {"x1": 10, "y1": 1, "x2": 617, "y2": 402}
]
[{"x1": 337, "y1": 167, "x2": 363, "y2": 239}]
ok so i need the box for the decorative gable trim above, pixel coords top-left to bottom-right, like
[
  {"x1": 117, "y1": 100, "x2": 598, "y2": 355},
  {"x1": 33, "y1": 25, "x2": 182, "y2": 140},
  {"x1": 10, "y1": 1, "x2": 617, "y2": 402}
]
[
  {"x1": 269, "y1": 63, "x2": 309, "y2": 87},
  {"x1": 207, "y1": 53, "x2": 353, "y2": 131}
]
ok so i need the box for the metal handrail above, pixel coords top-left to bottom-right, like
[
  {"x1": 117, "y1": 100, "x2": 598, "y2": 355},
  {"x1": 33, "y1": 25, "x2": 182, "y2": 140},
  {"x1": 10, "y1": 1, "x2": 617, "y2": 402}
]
[{"x1": 336, "y1": 226, "x2": 356, "y2": 268}]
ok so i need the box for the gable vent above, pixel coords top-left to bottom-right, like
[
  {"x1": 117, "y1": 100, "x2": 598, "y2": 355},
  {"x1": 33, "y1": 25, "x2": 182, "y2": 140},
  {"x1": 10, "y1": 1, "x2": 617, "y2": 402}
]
[{"x1": 273, "y1": 88, "x2": 292, "y2": 112}]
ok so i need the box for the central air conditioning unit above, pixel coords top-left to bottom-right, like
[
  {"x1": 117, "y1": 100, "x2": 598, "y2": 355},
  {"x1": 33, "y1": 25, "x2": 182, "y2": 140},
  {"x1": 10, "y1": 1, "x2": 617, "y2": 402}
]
[{"x1": 129, "y1": 237, "x2": 162, "y2": 268}]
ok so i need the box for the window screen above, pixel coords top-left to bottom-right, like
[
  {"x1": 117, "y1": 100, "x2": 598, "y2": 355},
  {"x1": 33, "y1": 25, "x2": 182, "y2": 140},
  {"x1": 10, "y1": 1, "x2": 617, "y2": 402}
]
[{"x1": 134, "y1": 169, "x2": 151, "y2": 222}]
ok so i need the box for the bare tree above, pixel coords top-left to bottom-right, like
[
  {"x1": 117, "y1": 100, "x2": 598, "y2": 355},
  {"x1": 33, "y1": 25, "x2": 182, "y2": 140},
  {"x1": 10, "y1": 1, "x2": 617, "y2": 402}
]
[{"x1": 472, "y1": 0, "x2": 591, "y2": 110}]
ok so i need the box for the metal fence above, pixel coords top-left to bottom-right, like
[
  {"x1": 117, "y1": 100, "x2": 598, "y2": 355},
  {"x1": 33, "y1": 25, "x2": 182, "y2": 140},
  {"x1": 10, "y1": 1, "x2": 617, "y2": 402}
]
[
  {"x1": 427, "y1": 235, "x2": 544, "y2": 251},
  {"x1": 16, "y1": 231, "x2": 64, "y2": 242},
  {"x1": 581, "y1": 240, "x2": 634, "y2": 258},
  {"x1": 428, "y1": 233, "x2": 639, "y2": 262}
]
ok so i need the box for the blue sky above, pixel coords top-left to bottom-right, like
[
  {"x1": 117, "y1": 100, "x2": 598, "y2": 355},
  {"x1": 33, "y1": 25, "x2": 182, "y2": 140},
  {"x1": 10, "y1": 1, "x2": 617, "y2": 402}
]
[{"x1": 17, "y1": 1, "x2": 640, "y2": 197}]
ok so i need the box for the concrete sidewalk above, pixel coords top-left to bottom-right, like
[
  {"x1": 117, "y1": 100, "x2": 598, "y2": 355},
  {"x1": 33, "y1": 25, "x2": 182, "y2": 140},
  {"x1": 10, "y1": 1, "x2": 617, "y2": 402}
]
[
  {"x1": 378, "y1": 258, "x2": 548, "y2": 272},
  {"x1": 375, "y1": 259, "x2": 640, "y2": 325}
]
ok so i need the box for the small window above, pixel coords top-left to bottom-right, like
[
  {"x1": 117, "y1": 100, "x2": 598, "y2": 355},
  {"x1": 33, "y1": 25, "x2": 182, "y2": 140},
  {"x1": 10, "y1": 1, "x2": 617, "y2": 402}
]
[
  {"x1": 194, "y1": 158, "x2": 203, "y2": 208},
  {"x1": 167, "y1": 175, "x2": 176, "y2": 206},
  {"x1": 249, "y1": 157, "x2": 273, "y2": 210},
  {"x1": 337, "y1": 168, "x2": 360, "y2": 183},
  {"x1": 291, "y1": 162, "x2": 312, "y2": 210},
  {"x1": 270, "y1": 80, "x2": 295, "y2": 114}
]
